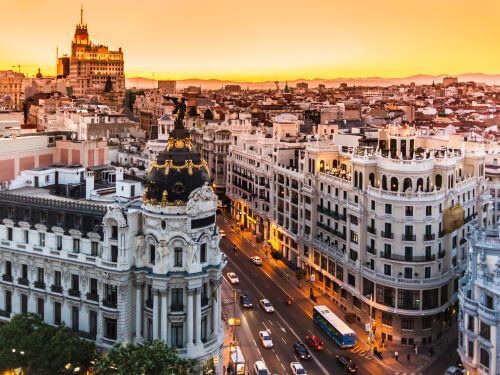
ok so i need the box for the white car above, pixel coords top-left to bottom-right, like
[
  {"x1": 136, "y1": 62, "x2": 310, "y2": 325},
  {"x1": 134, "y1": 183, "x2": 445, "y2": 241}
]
[
  {"x1": 226, "y1": 272, "x2": 239, "y2": 284},
  {"x1": 259, "y1": 298, "x2": 275, "y2": 313},
  {"x1": 253, "y1": 360, "x2": 270, "y2": 375},
  {"x1": 219, "y1": 229, "x2": 226, "y2": 237},
  {"x1": 290, "y1": 362, "x2": 307, "y2": 375},
  {"x1": 259, "y1": 330, "x2": 273, "y2": 348},
  {"x1": 445, "y1": 367, "x2": 465, "y2": 375},
  {"x1": 251, "y1": 256, "x2": 263, "y2": 265}
]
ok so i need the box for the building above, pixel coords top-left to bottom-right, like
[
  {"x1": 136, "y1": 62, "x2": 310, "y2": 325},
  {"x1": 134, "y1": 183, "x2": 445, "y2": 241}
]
[
  {"x1": 0, "y1": 70, "x2": 24, "y2": 111},
  {"x1": 486, "y1": 152, "x2": 500, "y2": 225},
  {"x1": 227, "y1": 121, "x2": 491, "y2": 345},
  {"x1": 0, "y1": 109, "x2": 225, "y2": 373},
  {"x1": 224, "y1": 85, "x2": 241, "y2": 93},
  {"x1": 443, "y1": 77, "x2": 458, "y2": 87},
  {"x1": 458, "y1": 227, "x2": 500, "y2": 375},
  {"x1": 57, "y1": 55, "x2": 70, "y2": 78},
  {"x1": 158, "y1": 80, "x2": 176, "y2": 94},
  {"x1": 66, "y1": 8, "x2": 125, "y2": 99},
  {"x1": 296, "y1": 82, "x2": 309, "y2": 90}
]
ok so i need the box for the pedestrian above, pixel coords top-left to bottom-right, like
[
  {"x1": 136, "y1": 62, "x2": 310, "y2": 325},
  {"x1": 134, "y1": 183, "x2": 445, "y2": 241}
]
[
  {"x1": 407, "y1": 353, "x2": 411, "y2": 363},
  {"x1": 414, "y1": 345, "x2": 418, "y2": 355},
  {"x1": 395, "y1": 351, "x2": 399, "y2": 361},
  {"x1": 222, "y1": 365, "x2": 226, "y2": 374}
]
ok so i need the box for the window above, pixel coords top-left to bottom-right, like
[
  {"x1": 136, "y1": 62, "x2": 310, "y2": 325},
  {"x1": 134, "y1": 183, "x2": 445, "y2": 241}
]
[
  {"x1": 89, "y1": 311, "x2": 97, "y2": 338},
  {"x1": 422, "y1": 316, "x2": 432, "y2": 329},
  {"x1": 39, "y1": 233, "x2": 45, "y2": 247},
  {"x1": 376, "y1": 284, "x2": 395, "y2": 307},
  {"x1": 21, "y1": 294, "x2": 28, "y2": 313},
  {"x1": 23, "y1": 230, "x2": 29, "y2": 244},
  {"x1": 200, "y1": 243, "x2": 207, "y2": 263},
  {"x1": 371, "y1": 200, "x2": 375, "y2": 210},
  {"x1": 104, "y1": 284, "x2": 117, "y2": 306},
  {"x1": 73, "y1": 238, "x2": 80, "y2": 253},
  {"x1": 426, "y1": 206, "x2": 432, "y2": 216},
  {"x1": 171, "y1": 322, "x2": 183, "y2": 348},
  {"x1": 385, "y1": 204, "x2": 392, "y2": 214},
  {"x1": 56, "y1": 235, "x2": 62, "y2": 251},
  {"x1": 37, "y1": 298, "x2": 44, "y2": 318},
  {"x1": 104, "y1": 318, "x2": 117, "y2": 340},
  {"x1": 424, "y1": 267, "x2": 431, "y2": 279},
  {"x1": 467, "y1": 340, "x2": 474, "y2": 358},
  {"x1": 37, "y1": 267, "x2": 44, "y2": 282},
  {"x1": 480, "y1": 322, "x2": 491, "y2": 340},
  {"x1": 405, "y1": 206, "x2": 413, "y2": 216},
  {"x1": 71, "y1": 274, "x2": 79, "y2": 291},
  {"x1": 171, "y1": 288, "x2": 183, "y2": 310},
  {"x1": 111, "y1": 245, "x2": 118, "y2": 262},
  {"x1": 384, "y1": 264, "x2": 391, "y2": 276},
  {"x1": 480, "y1": 348, "x2": 490, "y2": 368},
  {"x1": 350, "y1": 231, "x2": 358, "y2": 244},
  {"x1": 404, "y1": 267, "x2": 413, "y2": 279},
  {"x1": 382, "y1": 312, "x2": 392, "y2": 326},
  {"x1": 72, "y1": 306, "x2": 79, "y2": 332},
  {"x1": 174, "y1": 247, "x2": 182, "y2": 267},
  {"x1": 485, "y1": 295, "x2": 493, "y2": 309},
  {"x1": 21, "y1": 264, "x2": 28, "y2": 279},
  {"x1": 336, "y1": 264, "x2": 344, "y2": 281},
  {"x1": 91, "y1": 241, "x2": 98, "y2": 256},
  {"x1": 111, "y1": 225, "x2": 118, "y2": 240},
  {"x1": 468, "y1": 315, "x2": 474, "y2": 331},
  {"x1": 149, "y1": 244, "x2": 155, "y2": 265},
  {"x1": 398, "y1": 289, "x2": 420, "y2": 310},
  {"x1": 54, "y1": 302, "x2": 61, "y2": 324},
  {"x1": 401, "y1": 319, "x2": 414, "y2": 330},
  {"x1": 348, "y1": 273, "x2": 355, "y2": 287},
  {"x1": 90, "y1": 278, "x2": 98, "y2": 296},
  {"x1": 5, "y1": 260, "x2": 12, "y2": 276}
]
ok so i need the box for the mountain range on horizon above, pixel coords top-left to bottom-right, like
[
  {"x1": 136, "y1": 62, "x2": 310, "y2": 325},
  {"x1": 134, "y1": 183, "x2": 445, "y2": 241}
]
[{"x1": 125, "y1": 73, "x2": 500, "y2": 90}]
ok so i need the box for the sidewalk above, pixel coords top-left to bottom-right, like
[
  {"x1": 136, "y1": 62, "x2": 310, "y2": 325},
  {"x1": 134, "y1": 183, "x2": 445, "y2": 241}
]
[{"x1": 229, "y1": 222, "x2": 454, "y2": 374}]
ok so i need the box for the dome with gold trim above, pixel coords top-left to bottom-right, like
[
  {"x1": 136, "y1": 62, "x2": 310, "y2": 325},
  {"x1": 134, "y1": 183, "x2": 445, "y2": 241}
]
[{"x1": 143, "y1": 117, "x2": 209, "y2": 206}]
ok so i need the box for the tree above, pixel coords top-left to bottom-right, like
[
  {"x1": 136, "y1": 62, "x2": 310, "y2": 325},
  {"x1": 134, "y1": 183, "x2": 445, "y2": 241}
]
[
  {"x1": 94, "y1": 340, "x2": 199, "y2": 375},
  {"x1": 295, "y1": 269, "x2": 306, "y2": 288},
  {"x1": 0, "y1": 313, "x2": 97, "y2": 375}
]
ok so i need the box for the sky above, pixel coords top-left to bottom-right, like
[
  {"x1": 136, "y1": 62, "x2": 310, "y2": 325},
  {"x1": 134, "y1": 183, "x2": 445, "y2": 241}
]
[{"x1": 0, "y1": 0, "x2": 499, "y2": 81}]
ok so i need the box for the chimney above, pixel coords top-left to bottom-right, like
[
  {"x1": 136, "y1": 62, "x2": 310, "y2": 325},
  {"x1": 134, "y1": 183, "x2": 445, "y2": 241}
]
[
  {"x1": 116, "y1": 167, "x2": 124, "y2": 181},
  {"x1": 85, "y1": 171, "x2": 95, "y2": 200}
]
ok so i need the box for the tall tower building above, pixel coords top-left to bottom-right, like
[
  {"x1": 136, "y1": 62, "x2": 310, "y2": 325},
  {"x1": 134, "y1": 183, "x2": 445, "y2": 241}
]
[{"x1": 66, "y1": 7, "x2": 125, "y2": 99}]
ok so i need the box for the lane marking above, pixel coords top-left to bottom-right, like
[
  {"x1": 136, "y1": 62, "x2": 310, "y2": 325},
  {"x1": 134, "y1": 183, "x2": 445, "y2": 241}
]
[
  {"x1": 268, "y1": 320, "x2": 274, "y2": 326},
  {"x1": 282, "y1": 337, "x2": 287, "y2": 344}
]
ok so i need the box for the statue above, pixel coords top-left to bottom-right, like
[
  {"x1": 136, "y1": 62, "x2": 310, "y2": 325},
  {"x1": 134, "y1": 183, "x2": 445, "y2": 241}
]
[{"x1": 164, "y1": 95, "x2": 187, "y2": 129}]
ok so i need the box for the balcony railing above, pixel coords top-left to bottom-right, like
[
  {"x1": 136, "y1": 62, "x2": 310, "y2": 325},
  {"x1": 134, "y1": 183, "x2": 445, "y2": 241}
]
[
  {"x1": 68, "y1": 289, "x2": 81, "y2": 298},
  {"x1": 402, "y1": 234, "x2": 416, "y2": 241},
  {"x1": 86, "y1": 293, "x2": 99, "y2": 302},
  {"x1": 34, "y1": 281, "x2": 46, "y2": 289},
  {"x1": 367, "y1": 226, "x2": 376, "y2": 235},
  {"x1": 2, "y1": 274, "x2": 13, "y2": 282},
  {"x1": 424, "y1": 234, "x2": 436, "y2": 241},
  {"x1": 17, "y1": 277, "x2": 29, "y2": 286},
  {"x1": 381, "y1": 231, "x2": 394, "y2": 239},
  {"x1": 439, "y1": 230, "x2": 446, "y2": 238},
  {"x1": 366, "y1": 245, "x2": 376, "y2": 255},
  {"x1": 438, "y1": 251, "x2": 446, "y2": 259},
  {"x1": 380, "y1": 251, "x2": 436, "y2": 262},
  {"x1": 145, "y1": 299, "x2": 153, "y2": 309},
  {"x1": 51, "y1": 285, "x2": 63, "y2": 293},
  {"x1": 102, "y1": 298, "x2": 117, "y2": 309}
]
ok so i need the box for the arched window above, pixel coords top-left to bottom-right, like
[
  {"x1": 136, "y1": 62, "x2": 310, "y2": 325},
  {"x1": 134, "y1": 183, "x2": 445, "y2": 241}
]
[
  {"x1": 332, "y1": 159, "x2": 338, "y2": 169},
  {"x1": 426, "y1": 177, "x2": 430, "y2": 192},
  {"x1": 435, "y1": 174, "x2": 442, "y2": 190},
  {"x1": 403, "y1": 178, "x2": 412, "y2": 191},
  {"x1": 359, "y1": 172, "x2": 363, "y2": 189},
  {"x1": 390, "y1": 177, "x2": 399, "y2": 192},
  {"x1": 382, "y1": 175, "x2": 388, "y2": 190},
  {"x1": 354, "y1": 171, "x2": 358, "y2": 187},
  {"x1": 369, "y1": 173, "x2": 375, "y2": 187},
  {"x1": 319, "y1": 160, "x2": 325, "y2": 172},
  {"x1": 416, "y1": 178, "x2": 423, "y2": 192}
]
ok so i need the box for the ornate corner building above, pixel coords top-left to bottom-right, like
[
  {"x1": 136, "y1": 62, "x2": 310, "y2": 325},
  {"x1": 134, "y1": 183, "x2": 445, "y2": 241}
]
[{"x1": 0, "y1": 109, "x2": 225, "y2": 373}]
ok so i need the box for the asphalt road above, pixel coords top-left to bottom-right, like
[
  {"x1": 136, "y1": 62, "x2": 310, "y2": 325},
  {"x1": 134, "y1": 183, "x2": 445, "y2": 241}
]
[{"x1": 218, "y1": 217, "x2": 387, "y2": 375}]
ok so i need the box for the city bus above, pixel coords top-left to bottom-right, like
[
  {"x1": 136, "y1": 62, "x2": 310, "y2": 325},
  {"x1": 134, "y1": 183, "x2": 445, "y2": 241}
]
[{"x1": 313, "y1": 305, "x2": 356, "y2": 348}]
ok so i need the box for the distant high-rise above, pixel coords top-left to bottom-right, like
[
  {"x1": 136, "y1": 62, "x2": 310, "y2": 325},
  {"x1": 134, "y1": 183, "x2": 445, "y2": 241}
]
[
  {"x1": 443, "y1": 77, "x2": 458, "y2": 87},
  {"x1": 158, "y1": 80, "x2": 176, "y2": 94},
  {"x1": 66, "y1": 7, "x2": 125, "y2": 98}
]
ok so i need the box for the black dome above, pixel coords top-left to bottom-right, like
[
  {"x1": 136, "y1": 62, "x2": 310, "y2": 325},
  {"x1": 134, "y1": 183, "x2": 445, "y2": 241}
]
[{"x1": 143, "y1": 112, "x2": 209, "y2": 206}]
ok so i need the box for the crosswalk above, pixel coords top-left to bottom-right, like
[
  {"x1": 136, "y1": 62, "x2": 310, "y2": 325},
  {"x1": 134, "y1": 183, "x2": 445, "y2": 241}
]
[
  {"x1": 349, "y1": 344, "x2": 372, "y2": 359},
  {"x1": 222, "y1": 298, "x2": 234, "y2": 305}
]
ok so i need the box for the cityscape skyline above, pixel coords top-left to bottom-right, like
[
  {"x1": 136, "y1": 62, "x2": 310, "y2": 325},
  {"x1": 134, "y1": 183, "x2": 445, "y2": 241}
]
[{"x1": 0, "y1": 0, "x2": 499, "y2": 80}]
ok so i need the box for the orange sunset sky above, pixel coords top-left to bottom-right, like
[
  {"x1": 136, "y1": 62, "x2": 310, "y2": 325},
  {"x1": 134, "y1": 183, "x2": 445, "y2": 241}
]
[{"x1": 0, "y1": 0, "x2": 499, "y2": 81}]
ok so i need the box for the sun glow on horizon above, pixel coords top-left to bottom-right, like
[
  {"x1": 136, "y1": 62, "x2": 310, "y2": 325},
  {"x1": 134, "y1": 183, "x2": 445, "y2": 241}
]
[{"x1": 0, "y1": 0, "x2": 498, "y2": 81}]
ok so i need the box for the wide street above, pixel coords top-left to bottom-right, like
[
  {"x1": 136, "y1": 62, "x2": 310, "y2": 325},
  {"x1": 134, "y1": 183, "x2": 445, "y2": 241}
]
[{"x1": 218, "y1": 216, "x2": 388, "y2": 375}]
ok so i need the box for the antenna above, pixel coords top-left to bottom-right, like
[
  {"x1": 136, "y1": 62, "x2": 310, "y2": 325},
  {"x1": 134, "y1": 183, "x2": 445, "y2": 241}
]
[{"x1": 80, "y1": 4, "x2": 84, "y2": 25}]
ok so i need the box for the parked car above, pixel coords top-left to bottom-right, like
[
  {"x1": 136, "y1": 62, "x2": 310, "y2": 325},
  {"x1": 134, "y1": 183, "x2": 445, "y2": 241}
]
[
  {"x1": 305, "y1": 335, "x2": 324, "y2": 351},
  {"x1": 445, "y1": 367, "x2": 465, "y2": 375},
  {"x1": 219, "y1": 229, "x2": 226, "y2": 237},
  {"x1": 259, "y1": 330, "x2": 273, "y2": 348},
  {"x1": 293, "y1": 342, "x2": 311, "y2": 360},
  {"x1": 290, "y1": 362, "x2": 307, "y2": 375},
  {"x1": 336, "y1": 355, "x2": 357, "y2": 373},
  {"x1": 239, "y1": 294, "x2": 253, "y2": 308},
  {"x1": 251, "y1": 256, "x2": 263, "y2": 265},
  {"x1": 227, "y1": 272, "x2": 239, "y2": 284},
  {"x1": 259, "y1": 298, "x2": 275, "y2": 313},
  {"x1": 253, "y1": 360, "x2": 270, "y2": 375}
]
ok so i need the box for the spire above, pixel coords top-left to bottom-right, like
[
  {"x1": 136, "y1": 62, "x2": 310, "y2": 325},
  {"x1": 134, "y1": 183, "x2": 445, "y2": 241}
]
[{"x1": 80, "y1": 5, "x2": 84, "y2": 25}]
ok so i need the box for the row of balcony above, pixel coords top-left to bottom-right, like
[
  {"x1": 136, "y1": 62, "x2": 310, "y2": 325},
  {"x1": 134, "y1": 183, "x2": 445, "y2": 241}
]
[{"x1": 317, "y1": 205, "x2": 346, "y2": 221}]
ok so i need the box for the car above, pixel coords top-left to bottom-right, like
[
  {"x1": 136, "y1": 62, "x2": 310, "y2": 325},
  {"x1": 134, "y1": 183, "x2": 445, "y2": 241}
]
[
  {"x1": 259, "y1": 330, "x2": 273, "y2": 348},
  {"x1": 227, "y1": 272, "x2": 239, "y2": 284},
  {"x1": 293, "y1": 342, "x2": 311, "y2": 360},
  {"x1": 445, "y1": 367, "x2": 465, "y2": 375},
  {"x1": 219, "y1": 229, "x2": 226, "y2": 237},
  {"x1": 336, "y1": 355, "x2": 357, "y2": 373},
  {"x1": 305, "y1": 335, "x2": 324, "y2": 351},
  {"x1": 253, "y1": 360, "x2": 270, "y2": 375},
  {"x1": 259, "y1": 298, "x2": 275, "y2": 313},
  {"x1": 290, "y1": 362, "x2": 307, "y2": 375},
  {"x1": 251, "y1": 256, "x2": 263, "y2": 265},
  {"x1": 239, "y1": 294, "x2": 253, "y2": 308}
]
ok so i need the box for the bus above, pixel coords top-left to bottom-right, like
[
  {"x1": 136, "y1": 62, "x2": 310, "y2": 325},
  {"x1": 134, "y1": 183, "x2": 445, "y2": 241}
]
[
  {"x1": 313, "y1": 305, "x2": 356, "y2": 348},
  {"x1": 229, "y1": 345, "x2": 246, "y2": 375}
]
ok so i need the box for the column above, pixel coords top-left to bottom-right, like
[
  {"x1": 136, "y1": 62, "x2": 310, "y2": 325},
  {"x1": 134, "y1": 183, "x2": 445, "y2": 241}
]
[
  {"x1": 195, "y1": 288, "x2": 202, "y2": 345},
  {"x1": 211, "y1": 281, "x2": 219, "y2": 334},
  {"x1": 186, "y1": 288, "x2": 194, "y2": 347},
  {"x1": 153, "y1": 290, "x2": 159, "y2": 340},
  {"x1": 160, "y1": 290, "x2": 167, "y2": 341},
  {"x1": 135, "y1": 283, "x2": 142, "y2": 340}
]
